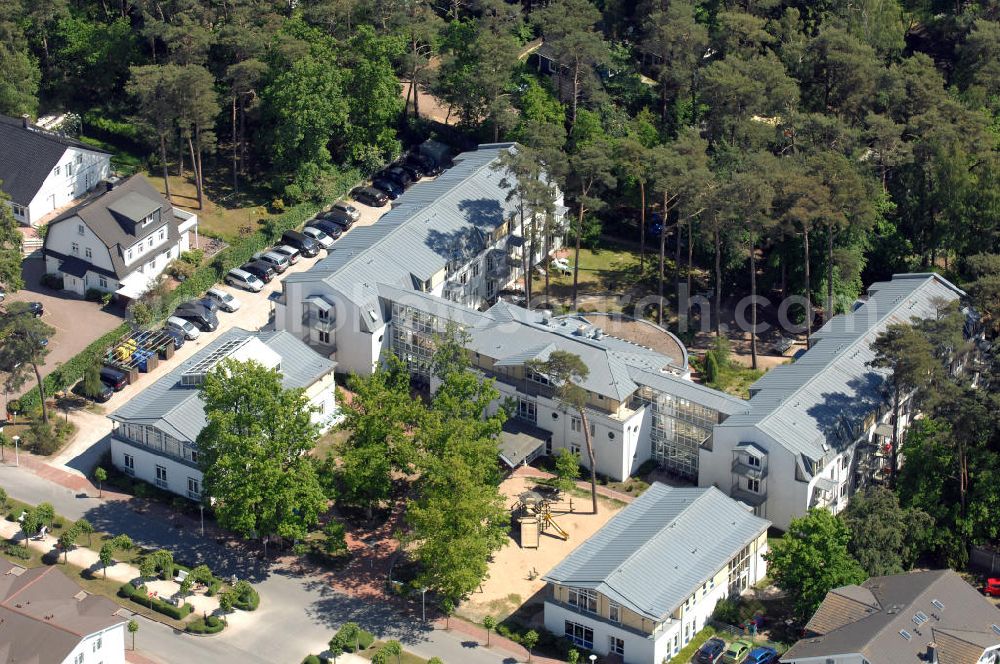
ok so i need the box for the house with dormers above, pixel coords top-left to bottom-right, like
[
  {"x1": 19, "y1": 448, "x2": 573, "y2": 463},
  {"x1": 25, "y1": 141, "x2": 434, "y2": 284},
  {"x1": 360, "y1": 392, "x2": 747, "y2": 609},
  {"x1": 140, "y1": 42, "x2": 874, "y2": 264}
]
[{"x1": 43, "y1": 174, "x2": 198, "y2": 299}]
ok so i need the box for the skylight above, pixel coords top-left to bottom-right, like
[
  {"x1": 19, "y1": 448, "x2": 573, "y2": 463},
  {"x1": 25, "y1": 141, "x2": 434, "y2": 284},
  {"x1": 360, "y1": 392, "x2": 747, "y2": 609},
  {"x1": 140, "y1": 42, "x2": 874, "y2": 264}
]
[
  {"x1": 931, "y1": 599, "x2": 945, "y2": 610},
  {"x1": 899, "y1": 630, "x2": 912, "y2": 641}
]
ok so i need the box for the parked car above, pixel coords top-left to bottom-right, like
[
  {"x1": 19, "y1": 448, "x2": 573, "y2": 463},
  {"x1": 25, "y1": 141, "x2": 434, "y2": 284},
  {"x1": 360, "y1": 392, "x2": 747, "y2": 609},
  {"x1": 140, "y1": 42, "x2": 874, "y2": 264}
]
[
  {"x1": 371, "y1": 177, "x2": 403, "y2": 200},
  {"x1": 307, "y1": 219, "x2": 346, "y2": 239},
  {"x1": 226, "y1": 267, "x2": 265, "y2": 292},
  {"x1": 205, "y1": 287, "x2": 241, "y2": 313},
  {"x1": 99, "y1": 366, "x2": 129, "y2": 391},
  {"x1": 241, "y1": 260, "x2": 276, "y2": 284},
  {"x1": 351, "y1": 186, "x2": 389, "y2": 207},
  {"x1": 721, "y1": 640, "x2": 754, "y2": 664},
  {"x1": 332, "y1": 201, "x2": 361, "y2": 222},
  {"x1": 272, "y1": 244, "x2": 301, "y2": 265},
  {"x1": 73, "y1": 379, "x2": 113, "y2": 403},
  {"x1": 319, "y1": 207, "x2": 355, "y2": 228},
  {"x1": 173, "y1": 303, "x2": 218, "y2": 332},
  {"x1": 166, "y1": 315, "x2": 201, "y2": 340},
  {"x1": 397, "y1": 159, "x2": 425, "y2": 181},
  {"x1": 27, "y1": 301, "x2": 43, "y2": 317},
  {"x1": 406, "y1": 151, "x2": 442, "y2": 176},
  {"x1": 696, "y1": 637, "x2": 728, "y2": 664},
  {"x1": 302, "y1": 226, "x2": 335, "y2": 250},
  {"x1": 984, "y1": 578, "x2": 1000, "y2": 596},
  {"x1": 162, "y1": 327, "x2": 186, "y2": 350},
  {"x1": 253, "y1": 250, "x2": 290, "y2": 273},
  {"x1": 280, "y1": 230, "x2": 320, "y2": 257},
  {"x1": 746, "y1": 646, "x2": 778, "y2": 664},
  {"x1": 379, "y1": 165, "x2": 414, "y2": 189},
  {"x1": 191, "y1": 297, "x2": 219, "y2": 314}
]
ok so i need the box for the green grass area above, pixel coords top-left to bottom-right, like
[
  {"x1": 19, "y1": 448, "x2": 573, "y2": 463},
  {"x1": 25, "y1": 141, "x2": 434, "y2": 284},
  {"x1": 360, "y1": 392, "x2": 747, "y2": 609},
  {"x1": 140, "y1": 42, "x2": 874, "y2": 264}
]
[
  {"x1": 357, "y1": 641, "x2": 429, "y2": 664},
  {"x1": 529, "y1": 243, "x2": 659, "y2": 310},
  {"x1": 143, "y1": 171, "x2": 271, "y2": 241},
  {"x1": 77, "y1": 135, "x2": 145, "y2": 176},
  {"x1": 311, "y1": 428, "x2": 350, "y2": 459},
  {"x1": 668, "y1": 625, "x2": 718, "y2": 664}
]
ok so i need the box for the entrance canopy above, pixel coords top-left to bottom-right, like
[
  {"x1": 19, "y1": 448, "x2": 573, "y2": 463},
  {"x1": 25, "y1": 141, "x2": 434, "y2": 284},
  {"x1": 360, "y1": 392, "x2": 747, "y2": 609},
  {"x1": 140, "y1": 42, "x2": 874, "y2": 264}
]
[{"x1": 499, "y1": 419, "x2": 549, "y2": 469}]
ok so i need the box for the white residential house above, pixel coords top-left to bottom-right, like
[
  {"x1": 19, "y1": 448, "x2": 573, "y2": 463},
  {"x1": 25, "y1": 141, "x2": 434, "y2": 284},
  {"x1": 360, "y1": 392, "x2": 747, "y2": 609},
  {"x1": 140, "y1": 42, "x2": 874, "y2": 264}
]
[
  {"x1": 43, "y1": 174, "x2": 198, "y2": 299},
  {"x1": 107, "y1": 328, "x2": 338, "y2": 501},
  {"x1": 543, "y1": 483, "x2": 770, "y2": 664},
  {"x1": 698, "y1": 273, "x2": 971, "y2": 530},
  {"x1": 781, "y1": 569, "x2": 1000, "y2": 664},
  {"x1": 0, "y1": 558, "x2": 127, "y2": 664},
  {"x1": 0, "y1": 114, "x2": 112, "y2": 227}
]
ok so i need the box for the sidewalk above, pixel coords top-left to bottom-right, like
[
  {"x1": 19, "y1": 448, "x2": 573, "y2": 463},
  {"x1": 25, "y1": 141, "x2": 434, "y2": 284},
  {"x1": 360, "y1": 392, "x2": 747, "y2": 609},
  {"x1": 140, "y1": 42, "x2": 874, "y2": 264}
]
[
  {"x1": 5, "y1": 451, "x2": 131, "y2": 501},
  {"x1": 432, "y1": 615, "x2": 563, "y2": 664}
]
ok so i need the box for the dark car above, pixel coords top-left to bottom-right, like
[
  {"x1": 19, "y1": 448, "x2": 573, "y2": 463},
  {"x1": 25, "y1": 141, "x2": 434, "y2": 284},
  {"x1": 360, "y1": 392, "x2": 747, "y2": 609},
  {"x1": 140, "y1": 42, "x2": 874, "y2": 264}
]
[
  {"x1": 696, "y1": 637, "x2": 728, "y2": 664},
  {"x1": 352, "y1": 186, "x2": 389, "y2": 207},
  {"x1": 99, "y1": 366, "x2": 128, "y2": 391},
  {"x1": 407, "y1": 151, "x2": 442, "y2": 176},
  {"x1": 27, "y1": 301, "x2": 43, "y2": 317},
  {"x1": 397, "y1": 158, "x2": 425, "y2": 181},
  {"x1": 379, "y1": 165, "x2": 414, "y2": 189},
  {"x1": 746, "y1": 647, "x2": 778, "y2": 664},
  {"x1": 174, "y1": 302, "x2": 219, "y2": 332},
  {"x1": 318, "y1": 207, "x2": 355, "y2": 228},
  {"x1": 189, "y1": 297, "x2": 219, "y2": 314},
  {"x1": 162, "y1": 327, "x2": 186, "y2": 350},
  {"x1": 241, "y1": 260, "x2": 276, "y2": 283},
  {"x1": 331, "y1": 201, "x2": 360, "y2": 221},
  {"x1": 73, "y1": 379, "x2": 114, "y2": 403},
  {"x1": 371, "y1": 178, "x2": 403, "y2": 200},
  {"x1": 307, "y1": 219, "x2": 345, "y2": 239},
  {"x1": 280, "y1": 230, "x2": 320, "y2": 257}
]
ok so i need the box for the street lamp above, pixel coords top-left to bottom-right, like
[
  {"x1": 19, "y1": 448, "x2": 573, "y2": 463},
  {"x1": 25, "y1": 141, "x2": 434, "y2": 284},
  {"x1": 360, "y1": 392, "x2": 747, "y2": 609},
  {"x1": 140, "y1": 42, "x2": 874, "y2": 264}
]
[
  {"x1": 199, "y1": 504, "x2": 204, "y2": 537},
  {"x1": 589, "y1": 655, "x2": 597, "y2": 664},
  {"x1": 12, "y1": 435, "x2": 19, "y2": 467},
  {"x1": 421, "y1": 587, "x2": 428, "y2": 622}
]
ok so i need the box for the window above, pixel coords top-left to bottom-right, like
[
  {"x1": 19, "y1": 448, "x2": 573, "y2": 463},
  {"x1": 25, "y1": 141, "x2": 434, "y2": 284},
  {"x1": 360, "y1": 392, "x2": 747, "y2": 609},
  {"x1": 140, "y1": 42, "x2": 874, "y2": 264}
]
[
  {"x1": 608, "y1": 636, "x2": 624, "y2": 656},
  {"x1": 317, "y1": 307, "x2": 330, "y2": 320},
  {"x1": 188, "y1": 477, "x2": 201, "y2": 499},
  {"x1": 841, "y1": 455, "x2": 850, "y2": 469},
  {"x1": 840, "y1": 483, "x2": 848, "y2": 497},
  {"x1": 85, "y1": 247, "x2": 92, "y2": 259},
  {"x1": 123, "y1": 454, "x2": 134, "y2": 474},
  {"x1": 472, "y1": 262, "x2": 480, "y2": 277},
  {"x1": 487, "y1": 280, "x2": 496, "y2": 298},
  {"x1": 159, "y1": 228, "x2": 165, "y2": 241},
  {"x1": 747, "y1": 478, "x2": 760, "y2": 493},
  {"x1": 55, "y1": 165, "x2": 60, "y2": 176},
  {"x1": 78, "y1": 224, "x2": 85, "y2": 235},
  {"x1": 11, "y1": 204, "x2": 25, "y2": 218},
  {"x1": 76, "y1": 153, "x2": 82, "y2": 164},
  {"x1": 569, "y1": 443, "x2": 581, "y2": 455},
  {"x1": 127, "y1": 249, "x2": 133, "y2": 261},
  {"x1": 71, "y1": 242, "x2": 79, "y2": 255},
  {"x1": 702, "y1": 582, "x2": 708, "y2": 597},
  {"x1": 93, "y1": 636, "x2": 102, "y2": 651},
  {"x1": 66, "y1": 163, "x2": 73, "y2": 176},
  {"x1": 148, "y1": 237, "x2": 153, "y2": 248},
  {"x1": 564, "y1": 621, "x2": 593, "y2": 649},
  {"x1": 190, "y1": 450, "x2": 198, "y2": 464},
  {"x1": 155, "y1": 465, "x2": 168, "y2": 488},
  {"x1": 567, "y1": 588, "x2": 598, "y2": 613},
  {"x1": 318, "y1": 330, "x2": 330, "y2": 344},
  {"x1": 571, "y1": 417, "x2": 581, "y2": 432},
  {"x1": 75, "y1": 654, "x2": 83, "y2": 664},
  {"x1": 98, "y1": 275, "x2": 107, "y2": 289},
  {"x1": 517, "y1": 398, "x2": 536, "y2": 423},
  {"x1": 746, "y1": 455, "x2": 761, "y2": 468},
  {"x1": 609, "y1": 601, "x2": 621, "y2": 623}
]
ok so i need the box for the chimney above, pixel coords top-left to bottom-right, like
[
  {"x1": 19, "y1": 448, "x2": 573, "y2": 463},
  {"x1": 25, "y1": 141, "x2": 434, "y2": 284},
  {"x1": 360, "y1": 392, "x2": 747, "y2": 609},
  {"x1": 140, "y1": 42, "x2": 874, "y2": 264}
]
[
  {"x1": 926, "y1": 643, "x2": 938, "y2": 664},
  {"x1": 21, "y1": 114, "x2": 29, "y2": 129}
]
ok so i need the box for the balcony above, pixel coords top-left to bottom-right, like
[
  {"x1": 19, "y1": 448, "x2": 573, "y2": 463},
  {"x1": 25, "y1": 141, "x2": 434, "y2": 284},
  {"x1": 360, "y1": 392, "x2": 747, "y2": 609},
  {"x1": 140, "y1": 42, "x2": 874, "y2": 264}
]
[
  {"x1": 303, "y1": 311, "x2": 336, "y2": 331},
  {"x1": 730, "y1": 483, "x2": 766, "y2": 507},
  {"x1": 732, "y1": 458, "x2": 768, "y2": 480}
]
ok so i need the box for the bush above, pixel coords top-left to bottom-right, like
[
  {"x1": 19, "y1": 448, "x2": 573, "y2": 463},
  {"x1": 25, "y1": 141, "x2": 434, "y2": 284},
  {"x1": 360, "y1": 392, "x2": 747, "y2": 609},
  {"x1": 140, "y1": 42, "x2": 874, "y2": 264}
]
[
  {"x1": 179, "y1": 249, "x2": 205, "y2": 265},
  {"x1": 302, "y1": 656, "x2": 321, "y2": 664},
  {"x1": 333, "y1": 624, "x2": 375, "y2": 652},
  {"x1": 41, "y1": 273, "x2": 64, "y2": 290},
  {"x1": 232, "y1": 580, "x2": 260, "y2": 611},
  {"x1": 118, "y1": 583, "x2": 194, "y2": 620},
  {"x1": 24, "y1": 421, "x2": 64, "y2": 456},
  {"x1": 164, "y1": 259, "x2": 194, "y2": 280},
  {"x1": 705, "y1": 351, "x2": 720, "y2": 384},
  {"x1": 4, "y1": 543, "x2": 31, "y2": 560},
  {"x1": 186, "y1": 614, "x2": 225, "y2": 634}
]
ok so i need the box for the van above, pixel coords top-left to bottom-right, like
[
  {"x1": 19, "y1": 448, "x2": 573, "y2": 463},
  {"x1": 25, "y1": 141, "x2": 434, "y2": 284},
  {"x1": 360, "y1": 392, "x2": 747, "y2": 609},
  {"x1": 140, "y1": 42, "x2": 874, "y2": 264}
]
[
  {"x1": 166, "y1": 315, "x2": 202, "y2": 340},
  {"x1": 225, "y1": 268, "x2": 264, "y2": 292},
  {"x1": 174, "y1": 303, "x2": 219, "y2": 332},
  {"x1": 253, "y1": 250, "x2": 289, "y2": 273},
  {"x1": 272, "y1": 244, "x2": 301, "y2": 265},
  {"x1": 280, "y1": 230, "x2": 320, "y2": 257},
  {"x1": 99, "y1": 366, "x2": 128, "y2": 391}
]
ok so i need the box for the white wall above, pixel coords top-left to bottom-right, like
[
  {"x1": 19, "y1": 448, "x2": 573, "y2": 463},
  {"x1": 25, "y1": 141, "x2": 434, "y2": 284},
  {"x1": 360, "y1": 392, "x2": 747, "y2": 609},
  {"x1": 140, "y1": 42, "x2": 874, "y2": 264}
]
[
  {"x1": 111, "y1": 437, "x2": 204, "y2": 501},
  {"x1": 25, "y1": 146, "x2": 111, "y2": 226},
  {"x1": 59, "y1": 623, "x2": 126, "y2": 664},
  {"x1": 45, "y1": 215, "x2": 115, "y2": 272},
  {"x1": 544, "y1": 600, "x2": 661, "y2": 664}
]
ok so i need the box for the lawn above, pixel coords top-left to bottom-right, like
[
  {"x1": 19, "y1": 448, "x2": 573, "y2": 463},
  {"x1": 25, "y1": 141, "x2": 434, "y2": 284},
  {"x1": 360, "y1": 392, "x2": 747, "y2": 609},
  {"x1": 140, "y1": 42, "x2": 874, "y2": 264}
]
[
  {"x1": 358, "y1": 641, "x2": 429, "y2": 664},
  {"x1": 529, "y1": 243, "x2": 658, "y2": 310},
  {"x1": 143, "y1": 171, "x2": 271, "y2": 241},
  {"x1": 312, "y1": 428, "x2": 350, "y2": 459}
]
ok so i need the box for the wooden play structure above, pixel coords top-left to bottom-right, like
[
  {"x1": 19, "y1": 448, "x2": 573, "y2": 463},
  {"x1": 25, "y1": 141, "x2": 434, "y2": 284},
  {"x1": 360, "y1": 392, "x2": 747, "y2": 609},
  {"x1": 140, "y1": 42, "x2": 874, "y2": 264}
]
[{"x1": 512, "y1": 490, "x2": 572, "y2": 549}]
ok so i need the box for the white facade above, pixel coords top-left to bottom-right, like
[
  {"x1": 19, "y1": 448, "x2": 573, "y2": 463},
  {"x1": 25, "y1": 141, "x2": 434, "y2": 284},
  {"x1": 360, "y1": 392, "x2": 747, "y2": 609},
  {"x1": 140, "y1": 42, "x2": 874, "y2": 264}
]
[
  {"x1": 10, "y1": 146, "x2": 111, "y2": 227},
  {"x1": 59, "y1": 623, "x2": 126, "y2": 664}
]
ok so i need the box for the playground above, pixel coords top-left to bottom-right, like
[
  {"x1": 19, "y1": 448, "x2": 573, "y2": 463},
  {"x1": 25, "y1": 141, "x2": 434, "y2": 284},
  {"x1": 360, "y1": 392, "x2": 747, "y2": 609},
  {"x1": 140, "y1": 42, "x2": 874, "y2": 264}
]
[{"x1": 456, "y1": 473, "x2": 623, "y2": 623}]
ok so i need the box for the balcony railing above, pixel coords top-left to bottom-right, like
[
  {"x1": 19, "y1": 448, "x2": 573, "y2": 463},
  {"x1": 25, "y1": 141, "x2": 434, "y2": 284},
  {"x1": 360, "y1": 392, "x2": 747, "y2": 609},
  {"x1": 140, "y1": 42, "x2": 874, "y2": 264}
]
[
  {"x1": 731, "y1": 458, "x2": 768, "y2": 480},
  {"x1": 730, "y1": 483, "x2": 766, "y2": 506},
  {"x1": 303, "y1": 311, "x2": 336, "y2": 331}
]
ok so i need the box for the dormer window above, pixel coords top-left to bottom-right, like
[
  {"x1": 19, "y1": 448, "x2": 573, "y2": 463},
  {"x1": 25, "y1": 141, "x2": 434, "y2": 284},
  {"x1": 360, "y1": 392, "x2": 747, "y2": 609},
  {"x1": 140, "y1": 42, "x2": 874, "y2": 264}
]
[{"x1": 747, "y1": 455, "x2": 761, "y2": 468}]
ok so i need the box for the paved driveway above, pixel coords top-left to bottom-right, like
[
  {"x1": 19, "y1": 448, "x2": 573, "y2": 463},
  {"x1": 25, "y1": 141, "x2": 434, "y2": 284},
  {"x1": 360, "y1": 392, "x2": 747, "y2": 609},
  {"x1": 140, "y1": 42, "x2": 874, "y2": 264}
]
[{"x1": 5, "y1": 259, "x2": 124, "y2": 397}]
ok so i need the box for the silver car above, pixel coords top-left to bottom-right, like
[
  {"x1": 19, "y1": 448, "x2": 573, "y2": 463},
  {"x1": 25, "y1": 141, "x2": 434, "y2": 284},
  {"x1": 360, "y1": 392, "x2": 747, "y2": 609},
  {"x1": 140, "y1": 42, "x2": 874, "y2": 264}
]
[
  {"x1": 166, "y1": 316, "x2": 200, "y2": 340},
  {"x1": 302, "y1": 226, "x2": 334, "y2": 250},
  {"x1": 205, "y1": 287, "x2": 241, "y2": 312},
  {"x1": 253, "y1": 250, "x2": 290, "y2": 273}
]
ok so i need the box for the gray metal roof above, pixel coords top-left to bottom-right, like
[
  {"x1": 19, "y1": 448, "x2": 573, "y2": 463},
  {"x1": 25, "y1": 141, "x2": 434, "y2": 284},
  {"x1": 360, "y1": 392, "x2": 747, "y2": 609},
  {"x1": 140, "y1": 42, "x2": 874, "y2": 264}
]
[
  {"x1": 628, "y1": 366, "x2": 748, "y2": 415},
  {"x1": 781, "y1": 570, "x2": 1000, "y2": 664},
  {"x1": 543, "y1": 483, "x2": 770, "y2": 621},
  {"x1": 285, "y1": 144, "x2": 525, "y2": 331},
  {"x1": 717, "y1": 273, "x2": 965, "y2": 462},
  {"x1": 109, "y1": 327, "x2": 335, "y2": 443}
]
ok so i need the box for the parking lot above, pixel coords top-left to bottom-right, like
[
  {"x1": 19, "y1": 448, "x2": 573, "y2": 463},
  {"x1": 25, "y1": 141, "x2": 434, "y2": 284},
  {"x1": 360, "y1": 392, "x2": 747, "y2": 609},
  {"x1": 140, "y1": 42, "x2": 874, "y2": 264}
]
[{"x1": 5, "y1": 258, "x2": 125, "y2": 398}]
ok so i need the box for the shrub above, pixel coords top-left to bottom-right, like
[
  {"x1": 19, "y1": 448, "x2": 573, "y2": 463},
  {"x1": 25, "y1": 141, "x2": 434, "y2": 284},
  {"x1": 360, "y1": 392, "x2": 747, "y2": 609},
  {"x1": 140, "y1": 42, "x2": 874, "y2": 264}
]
[
  {"x1": 232, "y1": 580, "x2": 260, "y2": 611},
  {"x1": 705, "y1": 351, "x2": 720, "y2": 384},
  {"x1": 85, "y1": 288, "x2": 108, "y2": 302},
  {"x1": 40, "y1": 273, "x2": 64, "y2": 290},
  {"x1": 118, "y1": 583, "x2": 194, "y2": 620},
  {"x1": 186, "y1": 615, "x2": 225, "y2": 634},
  {"x1": 334, "y1": 623, "x2": 375, "y2": 652},
  {"x1": 179, "y1": 249, "x2": 205, "y2": 265},
  {"x1": 302, "y1": 657, "x2": 321, "y2": 664},
  {"x1": 164, "y1": 259, "x2": 194, "y2": 280},
  {"x1": 24, "y1": 421, "x2": 63, "y2": 456},
  {"x1": 4, "y1": 543, "x2": 31, "y2": 560}
]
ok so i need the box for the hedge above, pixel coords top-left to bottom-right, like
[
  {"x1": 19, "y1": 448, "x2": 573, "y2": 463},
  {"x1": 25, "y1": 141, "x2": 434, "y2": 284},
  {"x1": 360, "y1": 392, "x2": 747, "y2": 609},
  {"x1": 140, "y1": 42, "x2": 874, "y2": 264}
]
[
  {"x1": 186, "y1": 614, "x2": 225, "y2": 634},
  {"x1": 3, "y1": 543, "x2": 31, "y2": 560},
  {"x1": 119, "y1": 583, "x2": 194, "y2": 620},
  {"x1": 233, "y1": 585, "x2": 260, "y2": 611},
  {"x1": 334, "y1": 625, "x2": 375, "y2": 652}
]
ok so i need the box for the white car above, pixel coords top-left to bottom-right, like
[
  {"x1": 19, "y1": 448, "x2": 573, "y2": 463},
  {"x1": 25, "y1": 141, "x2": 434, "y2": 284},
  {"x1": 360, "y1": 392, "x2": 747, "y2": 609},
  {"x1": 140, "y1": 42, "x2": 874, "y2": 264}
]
[
  {"x1": 302, "y1": 226, "x2": 334, "y2": 250},
  {"x1": 205, "y1": 287, "x2": 241, "y2": 313},
  {"x1": 225, "y1": 268, "x2": 264, "y2": 292},
  {"x1": 551, "y1": 257, "x2": 571, "y2": 274},
  {"x1": 272, "y1": 244, "x2": 301, "y2": 264},
  {"x1": 166, "y1": 316, "x2": 201, "y2": 340}
]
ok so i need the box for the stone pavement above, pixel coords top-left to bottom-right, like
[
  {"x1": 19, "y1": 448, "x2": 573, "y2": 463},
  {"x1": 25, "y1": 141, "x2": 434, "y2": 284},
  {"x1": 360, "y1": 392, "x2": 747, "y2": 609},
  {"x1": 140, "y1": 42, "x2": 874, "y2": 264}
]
[{"x1": 512, "y1": 465, "x2": 637, "y2": 504}]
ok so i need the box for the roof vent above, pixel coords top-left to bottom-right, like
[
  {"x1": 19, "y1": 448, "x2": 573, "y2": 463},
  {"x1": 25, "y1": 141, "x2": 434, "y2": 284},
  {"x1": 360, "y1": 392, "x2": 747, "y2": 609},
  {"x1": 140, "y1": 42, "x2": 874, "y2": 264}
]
[
  {"x1": 992, "y1": 624, "x2": 1000, "y2": 637},
  {"x1": 21, "y1": 114, "x2": 29, "y2": 129},
  {"x1": 105, "y1": 176, "x2": 121, "y2": 191},
  {"x1": 591, "y1": 327, "x2": 604, "y2": 339},
  {"x1": 575, "y1": 325, "x2": 591, "y2": 336}
]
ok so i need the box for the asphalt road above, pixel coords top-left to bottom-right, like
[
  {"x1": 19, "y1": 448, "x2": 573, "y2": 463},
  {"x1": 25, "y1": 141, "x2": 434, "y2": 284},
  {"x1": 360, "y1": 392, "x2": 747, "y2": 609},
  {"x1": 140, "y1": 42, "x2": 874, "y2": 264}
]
[{"x1": 0, "y1": 464, "x2": 520, "y2": 664}]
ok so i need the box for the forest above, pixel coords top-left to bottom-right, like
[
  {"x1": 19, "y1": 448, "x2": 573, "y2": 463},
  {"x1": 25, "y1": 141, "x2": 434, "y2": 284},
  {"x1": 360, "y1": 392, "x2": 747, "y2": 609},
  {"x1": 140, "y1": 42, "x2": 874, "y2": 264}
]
[{"x1": 1, "y1": 0, "x2": 999, "y2": 332}]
